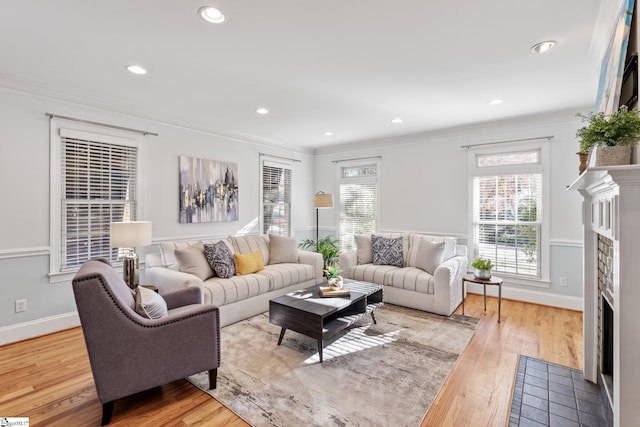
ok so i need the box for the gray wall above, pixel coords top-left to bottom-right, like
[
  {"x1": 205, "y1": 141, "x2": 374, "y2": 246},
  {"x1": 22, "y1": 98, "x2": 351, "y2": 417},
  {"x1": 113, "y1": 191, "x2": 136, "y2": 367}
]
[
  {"x1": 0, "y1": 88, "x2": 315, "y2": 343},
  {"x1": 313, "y1": 108, "x2": 587, "y2": 305},
  {"x1": 0, "y1": 86, "x2": 588, "y2": 344}
]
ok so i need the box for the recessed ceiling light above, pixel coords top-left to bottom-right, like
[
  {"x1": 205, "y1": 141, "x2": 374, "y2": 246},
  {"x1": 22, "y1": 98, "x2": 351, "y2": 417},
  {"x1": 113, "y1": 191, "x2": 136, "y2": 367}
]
[
  {"x1": 391, "y1": 118, "x2": 403, "y2": 124},
  {"x1": 198, "y1": 6, "x2": 226, "y2": 24},
  {"x1": 256, "y1": 108, "x2": 269, "y2": 115},
  {"x1": 324, "y1": 131, "x2": 333, "y2": 136},
  {"x1": 126, "y1": 65, "x2": 147, "y2": 75},
  {"x1": 489, "y1": 99, "x2": 504, "y2": 105},
  {"x1": 530, "y1": 40, "x2": 556, "y2": 54}
]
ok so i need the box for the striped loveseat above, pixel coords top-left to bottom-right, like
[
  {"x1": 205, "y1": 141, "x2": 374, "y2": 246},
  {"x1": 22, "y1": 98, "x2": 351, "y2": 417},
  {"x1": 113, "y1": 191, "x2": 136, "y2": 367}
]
[
  {"x1": 145, "y1": 235, "x2": 323, "y2": 327},
  {"x1": 339, "y1": 233, "x2": 467, "y2": 316}
]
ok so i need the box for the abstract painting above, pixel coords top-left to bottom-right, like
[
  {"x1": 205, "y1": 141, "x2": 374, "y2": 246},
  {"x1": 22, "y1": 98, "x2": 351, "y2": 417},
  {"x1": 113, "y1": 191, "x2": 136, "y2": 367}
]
[{"x1": 179, "y1": 156, "x2": 238, "y2": 223}]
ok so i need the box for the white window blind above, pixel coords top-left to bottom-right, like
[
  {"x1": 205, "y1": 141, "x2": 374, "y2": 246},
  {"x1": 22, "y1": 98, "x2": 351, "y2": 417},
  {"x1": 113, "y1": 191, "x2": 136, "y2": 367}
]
[
  {"x1": 60, "y1": 136, "x2": 138, "y2": 270},
  {"x1": 472, "y1": 151, "x2": 542, "y2": 278},
  {"x1": 262, "y1": 162, "x2": 292, "y2": 236},
  {"x1": 338, "y1": 163, "x2": 378, "y2": 251}
]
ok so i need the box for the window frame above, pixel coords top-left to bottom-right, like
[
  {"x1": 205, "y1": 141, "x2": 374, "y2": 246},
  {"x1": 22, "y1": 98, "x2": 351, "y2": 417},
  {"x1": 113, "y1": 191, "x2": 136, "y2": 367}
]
[
  {"x1": 49, "y1": 120, "x2": 144, "y2": 282},
  {"x1": 336, "y1": 159, "x2": 380, "y2": 252},
  {"x1": 260, "y1": 157, "x2": 294, "y2": 236},
  {"x1": 468, "y1": 141, "x2": 550, "y2": 287}
]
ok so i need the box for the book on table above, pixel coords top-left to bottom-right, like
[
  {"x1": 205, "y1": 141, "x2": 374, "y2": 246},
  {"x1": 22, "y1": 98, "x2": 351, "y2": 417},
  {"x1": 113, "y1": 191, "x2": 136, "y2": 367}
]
[{"x1": 318, "y1": 286, "x2": 350, "y2": 298}]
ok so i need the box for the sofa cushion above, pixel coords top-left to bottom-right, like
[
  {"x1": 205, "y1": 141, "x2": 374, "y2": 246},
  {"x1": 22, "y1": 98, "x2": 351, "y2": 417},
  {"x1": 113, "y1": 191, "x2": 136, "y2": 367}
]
[
  {"x1": 174, "y1": 242, "x2": 214, "y2": 280},
  {"x1": 354, "y1": 234, "x2": 373, "y2": 264},
  {"x1": 385, "y1": 267, "x2": 435, "y2": 294},
  {"x1": 160, "y1": 240, "x2": 200, "y2": 270},
  {"x1": 269, "y1": 234, "x2": 298, "y2": 264},
  {"x1": 204, "y1": 241, "x2": 236, "y2": 278},
  {"x1": 413, "y1": 239, "x2": 446, "y2": 275},
  {"x1": 230, "y1": 235, "x2": 270, "y2": 265},
  {"x1": 202, "y1": 274, "x2": 269, "y2": 306},
  {"x1": 372, "y1": 235, "x2": 404, "y2": 267},
  {"x1": 134, "y1": 286, "x2": 168, "y2": 319},
  {"x1": 348, "y1": 264, "x2": 399, "y2": 285},
  {"x1": 375, "y1": 232, "x2": 410, "y2": 262},
  {"x1": 235, "y1": 251, "x2": 265, "y2": 275},
  {"x1": 258, "y1": 263, "x2": 316, "y2": 291}
]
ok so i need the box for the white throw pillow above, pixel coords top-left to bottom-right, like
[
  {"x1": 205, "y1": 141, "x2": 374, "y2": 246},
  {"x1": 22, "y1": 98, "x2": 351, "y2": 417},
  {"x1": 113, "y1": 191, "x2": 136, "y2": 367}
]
[
  {"x1": 134, "y1": 287, "x2": 168, "y2": 319},
  {"x1": 174, "y1": 242, "x2": 214, "y2": 280},
  {"x1": 354, "y1": 234, "x2": 373, "y2": 264},
  {"x1": 414, "y1": 239, "x2": 446, "y2": 274},
  {"x1": 269, "y1": 234, "x2": 299, "y2": 264}
]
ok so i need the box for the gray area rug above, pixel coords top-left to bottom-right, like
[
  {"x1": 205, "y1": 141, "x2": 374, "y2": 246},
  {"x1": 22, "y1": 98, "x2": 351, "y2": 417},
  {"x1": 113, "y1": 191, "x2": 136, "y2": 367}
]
[{"x1": 188, "y1": 304, "x2": 478, "y2": 427}]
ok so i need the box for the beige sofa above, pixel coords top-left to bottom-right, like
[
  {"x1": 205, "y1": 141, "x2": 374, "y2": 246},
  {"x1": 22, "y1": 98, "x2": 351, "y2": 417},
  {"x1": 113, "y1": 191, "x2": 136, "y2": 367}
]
[
  {"x1": 339, "y1": 232, "x2": 467, "y2": 316},
  {"x1": 145, "y1": 234, "x2": 323, "y2": 327}
]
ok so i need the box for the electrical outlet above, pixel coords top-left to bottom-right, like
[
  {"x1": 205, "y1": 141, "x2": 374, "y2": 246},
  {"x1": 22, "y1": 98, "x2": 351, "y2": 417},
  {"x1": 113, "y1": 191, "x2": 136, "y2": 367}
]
[
  {"x1": 15, "y1": 299, "x2": 27, "y2": 313},
  {"x1": 559, "y1": 277, "x2": 568, "y2": 287}
]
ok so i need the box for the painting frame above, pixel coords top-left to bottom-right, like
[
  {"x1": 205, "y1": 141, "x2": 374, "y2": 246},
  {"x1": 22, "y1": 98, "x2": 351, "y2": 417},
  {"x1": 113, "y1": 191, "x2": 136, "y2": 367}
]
[{"x1": 179, "y1": 156, "x2": 239, "y2": 223}]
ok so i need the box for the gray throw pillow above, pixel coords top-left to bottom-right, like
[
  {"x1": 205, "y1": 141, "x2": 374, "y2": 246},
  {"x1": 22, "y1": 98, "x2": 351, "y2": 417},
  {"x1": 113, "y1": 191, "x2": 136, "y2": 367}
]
[
  {"x1": 372, "y1": 235, "x2": 404, "y2": 267},
  {"x1": 269, "y1": 234, "x2": 298, "y2": 264},
  {"x1": 134, "y1": 286, "x2": 168, "y2": 319},
  {"x1": 204, "y1": 241, "x2": 236, "y2": 278},
  {"x1": 354, "y1": 234, "x2": 373, "y2": 264}
]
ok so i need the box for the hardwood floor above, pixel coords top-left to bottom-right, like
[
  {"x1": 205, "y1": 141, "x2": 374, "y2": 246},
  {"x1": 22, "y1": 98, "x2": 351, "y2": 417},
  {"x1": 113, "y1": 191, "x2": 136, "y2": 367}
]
[{"x1": 0, "y1": 294, "x2": 582, "y2": 426}]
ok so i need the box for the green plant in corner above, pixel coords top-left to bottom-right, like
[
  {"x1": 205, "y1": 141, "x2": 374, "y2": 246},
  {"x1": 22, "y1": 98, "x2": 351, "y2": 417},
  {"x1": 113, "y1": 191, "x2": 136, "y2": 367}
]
[
  {"x1": 576, "y1": 105, "x2": 640, "y2": 154},
  {"x1": 298, "y1": 235, "x2": 341, "y2": 270},
  {"x1": 471, "y1": 257, "x2": 493, "y2": 271}
]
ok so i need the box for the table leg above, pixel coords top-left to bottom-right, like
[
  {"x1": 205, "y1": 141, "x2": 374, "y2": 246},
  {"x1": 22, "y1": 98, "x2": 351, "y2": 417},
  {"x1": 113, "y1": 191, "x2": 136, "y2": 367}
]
[
  {"x1": 483, "y1": 284, "x2": 487, "y2": 314},
  {"x1": 318, "y1": 339, "x2": 324, "y2": 363},
  {"x1": 277, "y1": 327, "x2": 286, "y2": 345},
  {"x1": 371, "y1": 311, "x2": 377, "y2": 324},
  {"x1": 498, "y1": 282, "x2": 502, "y2": 323},
  {"x1": 461, "y1": 279, "x2": 465, "y2": 315}
]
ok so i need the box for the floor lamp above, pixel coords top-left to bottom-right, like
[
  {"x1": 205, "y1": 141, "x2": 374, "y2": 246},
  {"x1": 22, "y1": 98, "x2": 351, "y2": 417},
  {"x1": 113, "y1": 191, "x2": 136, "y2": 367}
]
[
  {"x1": 110, "y1": 221, "x2": 152, "y2": 289},
  {"x1": 313, "y1": 191, "x2": 334, "y2": 251}
]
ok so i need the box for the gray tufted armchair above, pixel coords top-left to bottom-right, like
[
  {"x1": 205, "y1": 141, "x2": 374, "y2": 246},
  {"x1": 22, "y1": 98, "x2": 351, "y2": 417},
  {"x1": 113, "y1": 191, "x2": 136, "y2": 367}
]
[{"x1": 72, "y1": 259, "x2": 220, "y2": 425}]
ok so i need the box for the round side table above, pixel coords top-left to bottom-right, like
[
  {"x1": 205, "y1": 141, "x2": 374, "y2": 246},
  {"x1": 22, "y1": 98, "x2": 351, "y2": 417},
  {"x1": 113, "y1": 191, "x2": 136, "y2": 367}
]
[{"x1": 461, "y1": 273, "x2": 503, "y2": 322}]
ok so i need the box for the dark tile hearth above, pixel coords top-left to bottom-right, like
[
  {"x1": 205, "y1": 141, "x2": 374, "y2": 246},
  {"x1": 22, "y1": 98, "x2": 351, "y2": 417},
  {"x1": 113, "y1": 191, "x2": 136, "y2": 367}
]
[{"x1": 510, "y1": 356, "x2": 608, "y2": 427}]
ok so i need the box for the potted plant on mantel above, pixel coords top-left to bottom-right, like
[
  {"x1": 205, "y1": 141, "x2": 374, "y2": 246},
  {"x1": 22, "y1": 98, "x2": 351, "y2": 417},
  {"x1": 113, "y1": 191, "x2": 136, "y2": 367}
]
[{"x1": 576, "y1": 105, "x2": 640, "y2": 169}]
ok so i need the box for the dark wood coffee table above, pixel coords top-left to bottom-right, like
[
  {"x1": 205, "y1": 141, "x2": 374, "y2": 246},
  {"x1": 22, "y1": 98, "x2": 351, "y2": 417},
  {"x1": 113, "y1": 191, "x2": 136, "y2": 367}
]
[{"x1": 269, "y1": 279, "x2": 383, "y2": 362}]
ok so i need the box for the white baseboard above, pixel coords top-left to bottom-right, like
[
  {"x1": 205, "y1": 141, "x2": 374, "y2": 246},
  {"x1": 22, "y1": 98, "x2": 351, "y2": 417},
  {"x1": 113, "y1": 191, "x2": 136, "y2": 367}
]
[
  {"x1": 0, "y1": 312, "x2": 80, "y2": 346},
  {"x1": 466, "y1": 283, "x2": 583, "y2": 311}
]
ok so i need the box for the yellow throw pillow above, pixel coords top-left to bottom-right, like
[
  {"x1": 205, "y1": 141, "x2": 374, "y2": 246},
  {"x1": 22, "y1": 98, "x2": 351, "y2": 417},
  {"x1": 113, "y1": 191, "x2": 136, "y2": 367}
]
[{"x1": 234, "y1": 251, "x2": 265, "y2": 275}]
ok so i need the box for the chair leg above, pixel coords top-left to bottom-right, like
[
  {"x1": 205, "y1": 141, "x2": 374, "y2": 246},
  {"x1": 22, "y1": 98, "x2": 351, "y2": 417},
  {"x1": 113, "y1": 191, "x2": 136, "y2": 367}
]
[
  {"x1": 101, "y1": 401, "x2": 114, "y2": 425},
  {"x1": 209, "y1": 368, "x2": 218, "y2": 390}
]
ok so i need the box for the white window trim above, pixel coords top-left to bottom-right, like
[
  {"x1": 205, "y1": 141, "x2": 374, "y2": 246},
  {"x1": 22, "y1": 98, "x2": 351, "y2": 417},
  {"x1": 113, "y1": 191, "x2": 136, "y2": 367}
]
[
  {"x1": 49, "y1": 119, "x2": 144, "y2": 283},
  {"x1": 467, "y1": 141, "x2": 550, "y2": 288},
  {"x1": 260, "y1": 157, "x2": 294, "y2": 236},
  {"x1": 335, "y1": 159, "x2": 381, "y2": 251}
]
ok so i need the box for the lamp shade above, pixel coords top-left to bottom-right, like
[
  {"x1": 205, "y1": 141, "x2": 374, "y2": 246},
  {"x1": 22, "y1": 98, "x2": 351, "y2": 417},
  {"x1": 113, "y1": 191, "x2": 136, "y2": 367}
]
[
  {"x1": 110, "y1": 221, "x2": 152, "y2": 248},
  {"x1": 313, "y1": 192, "x2": 334, "y2": 209}
]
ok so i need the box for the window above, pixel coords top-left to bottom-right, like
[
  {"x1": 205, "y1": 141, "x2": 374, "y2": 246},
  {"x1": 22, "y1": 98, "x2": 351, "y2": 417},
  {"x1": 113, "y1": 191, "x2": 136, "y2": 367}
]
[
  {"x1": 261, "y1": 159, "x2": 292, "y2": 236},
  {"x1": 338, "y1": 161, "x2": 379, "y2": 251},
  {"x1": 51, "y1": 125, "x2": 141, "y2": 278},
  {"x1": 470, "y1": 144, "x2": 549, "y2": 283}
]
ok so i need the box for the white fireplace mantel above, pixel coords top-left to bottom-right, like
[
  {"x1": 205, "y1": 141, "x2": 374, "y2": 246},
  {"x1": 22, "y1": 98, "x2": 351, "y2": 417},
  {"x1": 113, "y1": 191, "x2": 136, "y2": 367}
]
[{"x1": 568, "y1": 164, "x2": 640, "y2": 427}]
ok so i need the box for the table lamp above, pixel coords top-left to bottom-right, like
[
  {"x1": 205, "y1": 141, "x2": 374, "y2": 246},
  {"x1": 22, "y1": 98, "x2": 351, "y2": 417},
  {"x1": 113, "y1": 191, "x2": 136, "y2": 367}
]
[{"x1": 110, "y1": 221, "x2": 152, "y2": 289}]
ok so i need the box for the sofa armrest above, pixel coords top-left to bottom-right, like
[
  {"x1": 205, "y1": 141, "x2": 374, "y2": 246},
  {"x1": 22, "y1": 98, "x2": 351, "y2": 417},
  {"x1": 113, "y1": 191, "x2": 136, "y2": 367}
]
[
  {"x1": 339, "y1": 250, "x2": 358, "y2": 279},
  {"x1": 297, "y1": 250, "x2": 324, "y2": 284},
  {"x1": 146, "y1": 266, "x2": 204, "y2": 296},
  {"x1": 433, "y1": 254, "x2": 468, "y2": 315},
  {"x1": 163, "y1": 287, "x2": 202, "y2": 309}
]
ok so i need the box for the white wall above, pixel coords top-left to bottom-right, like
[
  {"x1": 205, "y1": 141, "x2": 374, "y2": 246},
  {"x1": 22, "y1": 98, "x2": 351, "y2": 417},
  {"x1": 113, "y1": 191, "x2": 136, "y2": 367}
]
[
  {"x1": 314, "y1": 108, "x2": 588, "y2": 308},
  {"x1": 0, "y1": 87, "x2": 315, "y2": 344}
]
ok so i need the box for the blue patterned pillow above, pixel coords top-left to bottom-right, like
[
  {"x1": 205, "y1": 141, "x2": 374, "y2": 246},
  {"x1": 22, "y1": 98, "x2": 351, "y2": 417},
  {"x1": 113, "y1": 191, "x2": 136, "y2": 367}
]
[
  {"x1": 204, "y1": 241, "x2": 236, "y2": 278},
  {"x1": 371, "y1": 235, "x2": 404, "y2": 267}
]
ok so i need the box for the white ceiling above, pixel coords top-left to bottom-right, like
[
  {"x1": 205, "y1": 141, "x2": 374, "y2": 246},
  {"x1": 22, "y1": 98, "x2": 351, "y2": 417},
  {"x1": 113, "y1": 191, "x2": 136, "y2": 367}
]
[{"x1": 1, "y1": 0, "x2": 604, "y2": 151}]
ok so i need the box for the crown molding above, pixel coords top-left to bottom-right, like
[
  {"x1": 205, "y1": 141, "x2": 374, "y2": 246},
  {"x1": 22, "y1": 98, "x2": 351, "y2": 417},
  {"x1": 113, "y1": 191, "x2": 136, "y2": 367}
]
[{"x1": 0, "y1": 72, "x2": 315, "y2": 156}]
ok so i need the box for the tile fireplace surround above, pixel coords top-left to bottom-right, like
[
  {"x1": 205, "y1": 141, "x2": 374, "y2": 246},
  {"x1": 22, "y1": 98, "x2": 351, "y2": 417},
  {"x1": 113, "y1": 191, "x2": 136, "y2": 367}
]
[{"x1": 569, "y1": 165, "x2": 640, "y2": 427}]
